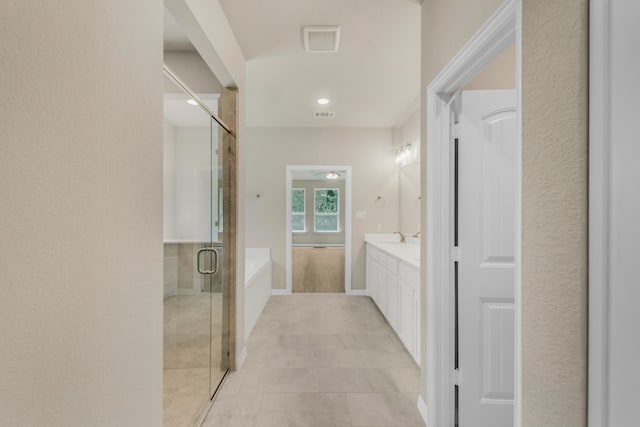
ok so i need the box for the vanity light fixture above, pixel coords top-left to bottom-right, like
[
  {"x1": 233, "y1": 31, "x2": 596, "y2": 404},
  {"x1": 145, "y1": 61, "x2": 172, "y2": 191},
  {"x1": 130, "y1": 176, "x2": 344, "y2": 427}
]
[
  {"x1": 325, "y1": 171, "x2": 340, "y2": 180},
  {"x1": 187, "y1": 99, "x2": 198, "y2": 106},
  {"x1": 317, "y1": 98, "x2": 330, "y2": 105},
  {"x1": 395, "y1": 143, "x2": 414, "y2": 165}
]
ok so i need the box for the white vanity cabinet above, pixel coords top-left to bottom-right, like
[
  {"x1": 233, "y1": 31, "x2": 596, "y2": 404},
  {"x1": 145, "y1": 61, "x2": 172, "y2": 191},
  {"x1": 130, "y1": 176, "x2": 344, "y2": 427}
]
[
  {"x1": 385, "y1": 254, "x2": 399, "y2": 333},
  {"x1": 398, "y1": 262, "x2": 420, "y2": 364},
  {"x1": 365, "y1": 246, "x2": 380, "y2": 307},
  {"x1": 365, "y1": 240, "x2": 420, "y2": 365}
]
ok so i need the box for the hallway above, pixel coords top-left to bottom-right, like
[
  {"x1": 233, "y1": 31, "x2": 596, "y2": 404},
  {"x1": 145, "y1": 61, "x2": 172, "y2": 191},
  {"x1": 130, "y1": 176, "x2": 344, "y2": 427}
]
[{"x1": 203, "y1": 293, "x2": 425, "y2": 426}]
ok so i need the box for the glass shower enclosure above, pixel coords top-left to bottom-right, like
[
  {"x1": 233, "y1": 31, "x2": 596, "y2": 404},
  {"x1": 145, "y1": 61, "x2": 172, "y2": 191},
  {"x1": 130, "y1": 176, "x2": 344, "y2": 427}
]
[{"x1": 162, "y1": 65, "x2": 231, "y2": 427}]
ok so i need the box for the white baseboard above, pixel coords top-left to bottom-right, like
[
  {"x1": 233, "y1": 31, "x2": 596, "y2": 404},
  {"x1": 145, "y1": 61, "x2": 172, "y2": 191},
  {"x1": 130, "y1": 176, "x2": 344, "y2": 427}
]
[
  {"x1": 417, "y1": 395, "x2": 428, "y2": 426},
  {"x1": 346, "y1": 289, "x2": 369, "y2": 296},
  {"x1": 271, "y1": 289, "x2": 291, "y2": 296},
  {"x1": 236, "y1": 346, "x2": 247, "y2": 370}
]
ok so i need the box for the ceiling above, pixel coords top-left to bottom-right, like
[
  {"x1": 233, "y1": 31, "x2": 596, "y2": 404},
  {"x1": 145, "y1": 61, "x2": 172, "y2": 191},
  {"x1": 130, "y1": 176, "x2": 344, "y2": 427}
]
[
  {"x1": 163, "y1": 2, "x2": 421, "y2": 128},
  {"x1": 163, "y1": 8, "x2": 195, "y2": 52},
  {"x1": 217, "y1": 0, "x2": 421, "y2": 128}
]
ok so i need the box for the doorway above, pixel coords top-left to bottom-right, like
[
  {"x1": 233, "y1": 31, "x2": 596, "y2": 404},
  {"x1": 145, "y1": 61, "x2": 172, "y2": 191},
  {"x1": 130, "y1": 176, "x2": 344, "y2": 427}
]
[
  {"x1": 162, "y1": 65, "x2": 233, "y2": 427},
  {"x1": 425, "y1": 1, "x2": 520, "y2": 426},
  {"x1": 285, "y1": 165, "x2": 353, "y2": 294}
]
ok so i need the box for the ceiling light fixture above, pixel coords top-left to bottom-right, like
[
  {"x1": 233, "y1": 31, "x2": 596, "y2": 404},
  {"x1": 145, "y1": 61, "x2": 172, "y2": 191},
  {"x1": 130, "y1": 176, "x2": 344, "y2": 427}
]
[
  {"x1": 325, "y1": 171, "x2": 340, "y2": 180},
  {"x1": 317, "y1": 98, "x2": 330, "y2": 105},
  {"x1": 187, "y1": 99, "x2": 198, "y2": 106}
]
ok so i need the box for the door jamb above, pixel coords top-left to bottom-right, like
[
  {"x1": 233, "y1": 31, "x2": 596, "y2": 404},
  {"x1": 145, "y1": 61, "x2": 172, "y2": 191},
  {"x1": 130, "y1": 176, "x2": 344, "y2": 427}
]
[
  {"x1": 423, "y1": 1, "x2": 521, "y2": 426},
  {"x1": 588, "y1": 0, "x2": 609, "y2": 425},
  {"x1": 284, "y1": 165, "x2": 353, "y2": 294}
]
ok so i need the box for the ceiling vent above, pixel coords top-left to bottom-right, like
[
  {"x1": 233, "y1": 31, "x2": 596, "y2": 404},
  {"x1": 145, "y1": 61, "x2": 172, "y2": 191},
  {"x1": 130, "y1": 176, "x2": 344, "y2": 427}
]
[
  {"x1": 303, "y1": 26, "x2": 341, "y2": 53},
  {"x1": 314, "y1": 111, "x2": 336, "y2": 119}
]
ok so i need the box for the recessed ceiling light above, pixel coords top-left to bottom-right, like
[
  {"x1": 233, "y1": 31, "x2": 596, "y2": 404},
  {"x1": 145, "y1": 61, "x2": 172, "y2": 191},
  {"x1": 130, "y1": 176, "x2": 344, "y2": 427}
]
[
  {"x1": 187, "y1": 99, "x2": 198, "y2": 106},
  {"x1": 317, "y1": 98, "x2": 330, "y2": 105}
]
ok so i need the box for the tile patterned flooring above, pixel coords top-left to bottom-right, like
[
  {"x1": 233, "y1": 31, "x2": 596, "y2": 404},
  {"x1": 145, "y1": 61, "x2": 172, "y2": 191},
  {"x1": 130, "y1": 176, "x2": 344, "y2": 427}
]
[{"x1": 202, "y1": 293, "x2": 425, "y2": 427}]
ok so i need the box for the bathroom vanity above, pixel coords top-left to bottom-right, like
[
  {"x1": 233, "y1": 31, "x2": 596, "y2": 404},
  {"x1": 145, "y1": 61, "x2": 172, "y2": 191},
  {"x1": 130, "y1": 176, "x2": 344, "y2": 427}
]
[{"x1": 365, "y1": 234, "x2": 420, "y2": 365}]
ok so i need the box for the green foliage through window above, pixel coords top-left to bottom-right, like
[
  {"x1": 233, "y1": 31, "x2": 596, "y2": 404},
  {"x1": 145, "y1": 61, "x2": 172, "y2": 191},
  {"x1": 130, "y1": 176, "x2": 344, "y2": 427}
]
[
  {"x1": 292, "y1": 189, "x2": 305, "y2": 214},
  {"x1": 314, "y1": 188, "x2": 339, "y2": 232},
  {"x1": 292, "y1": 189, "x2": 305, "y2": 232}
]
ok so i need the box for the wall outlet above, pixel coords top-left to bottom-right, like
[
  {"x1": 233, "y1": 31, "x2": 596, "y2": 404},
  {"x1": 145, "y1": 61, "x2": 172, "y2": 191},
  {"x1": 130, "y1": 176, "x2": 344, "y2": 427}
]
[
  {"x1": 376, "y1": 224, "x2": 382, "y2": 232},
  {"x1": 355, "y1": 211, "x2": 367, "y2": 219}
]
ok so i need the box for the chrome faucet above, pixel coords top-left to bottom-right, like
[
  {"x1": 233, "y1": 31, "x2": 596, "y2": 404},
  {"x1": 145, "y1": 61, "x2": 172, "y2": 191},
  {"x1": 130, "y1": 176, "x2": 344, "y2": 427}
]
[{"x1": 393, "y1": 231, "x2": 406, "y2": 243}]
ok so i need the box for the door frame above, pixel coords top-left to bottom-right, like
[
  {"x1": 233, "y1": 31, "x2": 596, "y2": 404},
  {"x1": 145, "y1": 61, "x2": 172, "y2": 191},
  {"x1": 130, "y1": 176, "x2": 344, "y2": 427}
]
[
  {"x1": 588, "y1": 1, "x2": 608, "y2": 423},
  {"x1": 284, "y1": 165, "x2": 353, "y2": 294},
  {"x1": 424, "y1": 1, "x2": 521, "y2": 426}
]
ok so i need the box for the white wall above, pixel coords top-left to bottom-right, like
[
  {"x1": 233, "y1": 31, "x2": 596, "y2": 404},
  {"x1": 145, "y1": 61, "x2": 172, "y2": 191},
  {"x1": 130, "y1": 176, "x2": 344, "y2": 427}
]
[
  {"x1": 245, "y1": 127, "x2": 399, "y2": 291},
  {"x1": 164, "y1": 121, "x2": 177, "y2": 238},
  {"x1": 164, "y1": 51, "x2": 225, "y2": 94},
  {"x1": 0, "y1": 1, "x2": 163, "y2": 426}
]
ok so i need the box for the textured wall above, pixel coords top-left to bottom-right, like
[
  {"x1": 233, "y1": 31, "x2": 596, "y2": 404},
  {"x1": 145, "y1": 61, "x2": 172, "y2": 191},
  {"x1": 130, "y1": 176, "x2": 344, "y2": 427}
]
[
  {"x1": 0, "y1": 1, "x2": 163, "y2": 426},
  {"x1": 245, "y1": 127, "x2": 399, "y2": 291},
  {"x1": 521, "y1": 0, "x2": 589, "y2": 425}
]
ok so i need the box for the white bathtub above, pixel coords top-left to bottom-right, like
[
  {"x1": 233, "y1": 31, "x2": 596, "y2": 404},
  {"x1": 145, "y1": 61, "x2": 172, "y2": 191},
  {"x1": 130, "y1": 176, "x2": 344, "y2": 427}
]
[{"x1": 245, "y1": 248, "x2": 271, "y2": 338}]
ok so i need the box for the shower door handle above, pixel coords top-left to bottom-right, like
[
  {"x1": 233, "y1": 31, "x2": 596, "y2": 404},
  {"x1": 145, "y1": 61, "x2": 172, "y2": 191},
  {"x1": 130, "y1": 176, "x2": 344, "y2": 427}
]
[{"x1": 197, "y1": 247, "x2": 219, "y2": 275}]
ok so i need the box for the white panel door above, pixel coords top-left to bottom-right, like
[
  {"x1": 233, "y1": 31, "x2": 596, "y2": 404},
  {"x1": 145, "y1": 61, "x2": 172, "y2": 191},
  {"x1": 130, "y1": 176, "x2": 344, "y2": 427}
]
[
  {"x1": 458, "y1": 90, "x2": 516, "y2": 427},
  {"x1": 398, "y1": 279, "x2": 414, "y2": 353}
]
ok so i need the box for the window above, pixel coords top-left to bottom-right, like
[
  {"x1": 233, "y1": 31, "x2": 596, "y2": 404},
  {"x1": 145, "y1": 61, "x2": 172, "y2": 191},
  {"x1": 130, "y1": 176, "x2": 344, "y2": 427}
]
[
  {"x1": 314, "y1": 188, "x2": 339, "y2": 232},
  {"x1": 291, "y1": 188, "x2": 305, "y2": 232}
]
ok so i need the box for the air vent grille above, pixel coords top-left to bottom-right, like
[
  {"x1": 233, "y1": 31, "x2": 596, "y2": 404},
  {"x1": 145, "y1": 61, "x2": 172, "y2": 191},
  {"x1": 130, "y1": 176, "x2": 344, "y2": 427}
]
[
  {"x1": 303, "y1": 26, "x2": 341, "y2": 53},
  {"x1": 314, "y1": 111, "x2": 336, "y2": 119}
]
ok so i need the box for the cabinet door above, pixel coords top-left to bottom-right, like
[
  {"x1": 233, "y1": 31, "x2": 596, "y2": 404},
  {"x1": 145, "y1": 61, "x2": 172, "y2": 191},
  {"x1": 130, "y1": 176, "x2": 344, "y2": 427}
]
[
  {"x1": 386, "y1": 270, "x2": 398, "y2": 332},
  {"x1": 398, "y1": 279, "x2": 414, "y2": 355},
  {"x1": 366, "y1": 255, "x2": 376, "y2": 303},
  {"x1": 412, "y1": 288, "x2": 420, "y2": 365},
  {"x1": 377, "y1": 263, "x2": 387, "y2": 316}
]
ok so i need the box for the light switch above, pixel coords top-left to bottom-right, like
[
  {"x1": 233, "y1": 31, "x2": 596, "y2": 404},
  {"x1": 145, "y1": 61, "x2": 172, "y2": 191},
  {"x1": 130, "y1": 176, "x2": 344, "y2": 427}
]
[{"x1": 355, "y1": 211, "x2": 367, "y2": 219}]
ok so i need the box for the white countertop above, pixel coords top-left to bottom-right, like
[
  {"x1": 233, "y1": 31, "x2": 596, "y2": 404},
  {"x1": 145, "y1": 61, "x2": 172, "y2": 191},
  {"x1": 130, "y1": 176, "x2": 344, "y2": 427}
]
[{"x1": 364, "y1": 233, "x2": 420, "y2": 269}]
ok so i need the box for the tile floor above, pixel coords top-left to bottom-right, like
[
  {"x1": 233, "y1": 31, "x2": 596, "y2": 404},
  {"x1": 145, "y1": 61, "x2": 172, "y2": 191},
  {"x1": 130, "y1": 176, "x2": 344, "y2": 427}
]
[{"x1": 203, "y1": 293, "x2": 425, "y2": 427}]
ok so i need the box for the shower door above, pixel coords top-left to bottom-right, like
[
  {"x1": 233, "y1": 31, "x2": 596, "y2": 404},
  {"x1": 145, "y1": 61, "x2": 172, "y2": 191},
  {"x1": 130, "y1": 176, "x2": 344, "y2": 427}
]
[
  {"x1": 162, "y1": 70, "x2": 230, "y2": 427},
  {"x1": 207, "y1": 118, "x2": 229, "y2": 398}
]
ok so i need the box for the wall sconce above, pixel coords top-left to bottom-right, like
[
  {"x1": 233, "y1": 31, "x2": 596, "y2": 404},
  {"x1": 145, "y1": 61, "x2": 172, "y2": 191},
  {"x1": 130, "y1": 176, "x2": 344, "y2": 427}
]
[{"x1": 395, "y1": 143, "x2": 414, "y2": 166}]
